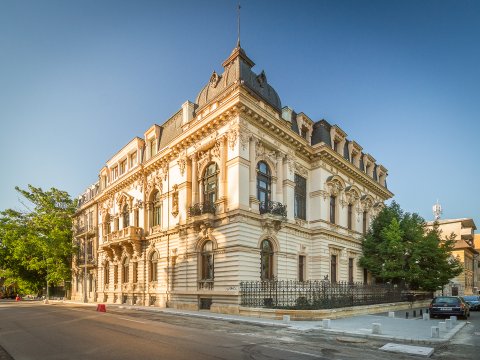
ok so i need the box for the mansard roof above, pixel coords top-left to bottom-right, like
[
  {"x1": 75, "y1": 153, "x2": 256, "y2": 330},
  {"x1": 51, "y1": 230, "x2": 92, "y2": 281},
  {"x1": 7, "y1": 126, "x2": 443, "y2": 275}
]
[{"x1": 195, "y1": 45, "x2": 281, "y2": 113}]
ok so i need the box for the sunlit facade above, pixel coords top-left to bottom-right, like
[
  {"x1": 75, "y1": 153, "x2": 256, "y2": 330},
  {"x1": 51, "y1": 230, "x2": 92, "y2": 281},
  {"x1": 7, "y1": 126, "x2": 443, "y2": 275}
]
[{"x1": 71, "y1": 45, "x2": 393, "y2": 312}]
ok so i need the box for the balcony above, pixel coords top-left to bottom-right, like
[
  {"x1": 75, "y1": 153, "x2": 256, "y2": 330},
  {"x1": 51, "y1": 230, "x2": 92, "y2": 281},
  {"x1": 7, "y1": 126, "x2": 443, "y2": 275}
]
[
  {"x1": 189, "y1": 202, "x2": 216, "y2": 217},
  {"x1": 105, "y1": 226, "x2": 144, "y2": 243},
  {"x1": 259, "y1": 201, "x2": 287, "y2": 218},
  {"x1": 77, "y1": 254, "x2": 96, "y2": 267}
]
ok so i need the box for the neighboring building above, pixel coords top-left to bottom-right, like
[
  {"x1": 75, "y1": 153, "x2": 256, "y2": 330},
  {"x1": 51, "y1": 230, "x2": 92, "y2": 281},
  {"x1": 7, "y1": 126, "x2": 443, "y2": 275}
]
[
  {"x1": 426, "y1": 218, "x2": 478, "y2": 296},
  {"x1": 71, "y1": 45, "x2": 393, "y2": 312}
]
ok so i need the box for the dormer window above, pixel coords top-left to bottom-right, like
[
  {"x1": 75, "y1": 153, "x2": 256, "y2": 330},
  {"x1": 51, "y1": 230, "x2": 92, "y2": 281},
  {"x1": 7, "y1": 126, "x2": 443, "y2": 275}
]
[
  {"x1": 130, "y1": 151, "x2": 137, "y2": 167},
  {"x1": 300, "y1": 126, "x2": 308, "y2": 140},
  {"x1": 334, "y1": 140, "x2": 340, "y2": 153},
  {"x1": 112, "y1": 166, "x2": 119, "y2": 180},
  {"x1": 149, "y1": 140, "x2": 156, "y2": 159}
]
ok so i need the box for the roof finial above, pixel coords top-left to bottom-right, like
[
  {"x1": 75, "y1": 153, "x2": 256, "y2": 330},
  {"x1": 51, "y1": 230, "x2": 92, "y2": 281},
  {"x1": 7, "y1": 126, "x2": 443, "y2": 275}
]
[{"x1": 237, "y1": 2, "x2": 241, "y2": 48}]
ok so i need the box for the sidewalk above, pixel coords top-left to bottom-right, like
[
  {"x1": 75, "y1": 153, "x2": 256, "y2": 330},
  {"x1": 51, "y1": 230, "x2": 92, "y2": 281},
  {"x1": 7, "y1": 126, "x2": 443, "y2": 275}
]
[{"x1": 53, "y1": 300, "x2": 467, "y2": 345}]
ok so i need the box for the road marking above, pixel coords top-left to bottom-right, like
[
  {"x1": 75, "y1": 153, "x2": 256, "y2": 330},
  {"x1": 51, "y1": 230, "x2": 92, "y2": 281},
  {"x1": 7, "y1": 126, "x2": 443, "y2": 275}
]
[
  {"x1": 260, "y1": 344, "x2": 324, "y2": 358},
  {"x1": 118, "y1": 317, "x2": 147, "y2": 324}
]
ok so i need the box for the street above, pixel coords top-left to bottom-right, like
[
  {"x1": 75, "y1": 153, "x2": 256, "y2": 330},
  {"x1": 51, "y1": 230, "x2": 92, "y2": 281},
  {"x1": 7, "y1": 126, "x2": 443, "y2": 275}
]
[{"x1": 0, "y1": 300, "x2": 479, "y2": 359}]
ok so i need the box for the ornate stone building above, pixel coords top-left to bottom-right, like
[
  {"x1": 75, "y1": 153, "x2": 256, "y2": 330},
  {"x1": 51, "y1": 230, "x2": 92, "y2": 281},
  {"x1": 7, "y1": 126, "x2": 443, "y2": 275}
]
[{"x1": 71, "y1": 45, "x2": 393, "y2": 312}]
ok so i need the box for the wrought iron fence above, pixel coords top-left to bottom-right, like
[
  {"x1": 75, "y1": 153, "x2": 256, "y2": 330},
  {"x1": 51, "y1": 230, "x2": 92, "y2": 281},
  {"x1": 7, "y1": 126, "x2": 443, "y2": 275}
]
[
  {"x1": 240, "y1": 280, "x2": 421, "y2": 310},
  {"x1": 189, "y1": 202, "x2": 216, "y2": 216},
  {"x1": 259, "y1": 201, "x2": 287, "y2": 217}
]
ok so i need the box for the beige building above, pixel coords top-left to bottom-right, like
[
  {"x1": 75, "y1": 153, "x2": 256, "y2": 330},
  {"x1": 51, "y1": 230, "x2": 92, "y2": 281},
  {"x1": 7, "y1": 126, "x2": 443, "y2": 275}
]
[
  {"x1": 426, "y1": 218, "x2": 478, "y2": 296},
  {"x1": 71, "y1": 45, "x2": 393, "y2": 312}
]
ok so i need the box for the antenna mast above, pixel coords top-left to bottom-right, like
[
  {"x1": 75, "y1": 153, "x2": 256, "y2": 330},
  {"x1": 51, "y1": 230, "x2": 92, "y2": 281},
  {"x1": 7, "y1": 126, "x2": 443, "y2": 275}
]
[{"x1": 433, "y1": 199, "x2": 442, "y2": 220}]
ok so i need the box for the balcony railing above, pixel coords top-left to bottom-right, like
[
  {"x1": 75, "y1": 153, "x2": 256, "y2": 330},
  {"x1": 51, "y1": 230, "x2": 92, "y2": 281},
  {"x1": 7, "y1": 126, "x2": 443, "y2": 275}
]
[
  {"x1": 198, "y1": 280, "x2": 214, "y2": 290},
  {"x1": 189, "y1": 202, "x2": 216, "y2": 217},
  {"x1": 106, "y1": 226, "x2": 143, "y2": 242},
  {"x1": 75, "y1": 225, "x2": 97, "y2": 236},
  {"x1": 259, "y1": 201, "x2": 287, "y2": 218}
]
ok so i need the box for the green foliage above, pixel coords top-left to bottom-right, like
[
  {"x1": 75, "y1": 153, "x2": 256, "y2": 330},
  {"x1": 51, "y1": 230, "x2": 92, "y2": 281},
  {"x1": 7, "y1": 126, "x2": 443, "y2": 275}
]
[
  {"x1": 359, "y1": 201, "x2": 463, "y2": 292},
  {"x1": 0, "y1": 185, "x2": 76, "y2": 294}
]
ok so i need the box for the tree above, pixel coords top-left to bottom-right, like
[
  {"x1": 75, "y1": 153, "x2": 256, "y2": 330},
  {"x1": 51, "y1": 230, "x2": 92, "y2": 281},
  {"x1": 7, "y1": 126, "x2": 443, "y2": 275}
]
[
  {"x1": 0, "y1": 185, "x2": 76, "y2": 295},
  {"x1": 359, "y1": 201, "x2": 462, "y2": 291}
]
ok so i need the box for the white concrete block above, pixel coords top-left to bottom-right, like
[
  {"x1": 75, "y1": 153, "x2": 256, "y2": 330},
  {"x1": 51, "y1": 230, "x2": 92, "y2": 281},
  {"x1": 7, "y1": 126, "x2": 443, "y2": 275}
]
[
  {"x1": 282, "y1": 315, "x2": 290, "y2": 323},
  {"x1": 388, "y1": 311, "x2": 395, "y2": 318},
  {"x1": 423, "y1": 313, "x2": 429, "y2": 320},
  {"x1": 372, "y1": 323, "x2": 382, "y2": 335},
  {"x1": 431, "y1": 326, "x2": 440, "y2": 338},
  {"x1": 445, "y1": 318, "x2": 452, "y2": 329},
  {"x1": 450, "y1": 316, "x2": 457, "y2": 326},
  {"x1": 380, "y1": 343, "x2": 434, "y2": 357},
  {"x1": 322, "y1": 319, "x2": 331, "y2": 329},
  {"x1": 439, "y1": 322, "x2": 446, "y2": 332}
]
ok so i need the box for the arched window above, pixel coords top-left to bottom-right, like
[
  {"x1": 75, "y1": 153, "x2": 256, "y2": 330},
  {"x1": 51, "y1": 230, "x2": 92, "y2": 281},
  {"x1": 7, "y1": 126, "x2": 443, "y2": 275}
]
[
  {"x1": 203, "y1": 162, "x2": 218, "y2": 205},
  {"x1": 149, "y1": 252, "x2": 158, "y2": 282},
  {"x1": 257, "y1": 161, "x2": 271, "y2": 210},
  {"x1": 260, "y1": 239, "x2": 274, "y2": 280},
  {"x1": 152, "y1": 190, "x2": 161, "y2": 227},
  {"x1": 201, "y1": 241, "x2": 214, "y2": 280},
  {"x1": 122, "y1": 204, "x2": 129, "y2": 228},
  {"x1": 122, "y1": 257, "x2": 129, "y2": 283}
]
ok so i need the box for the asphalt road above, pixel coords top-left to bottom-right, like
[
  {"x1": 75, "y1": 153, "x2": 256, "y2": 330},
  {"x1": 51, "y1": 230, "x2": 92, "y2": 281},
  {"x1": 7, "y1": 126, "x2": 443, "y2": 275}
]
[{"x1": 0, "y1": 300, "x2": 479, "y2": 359}]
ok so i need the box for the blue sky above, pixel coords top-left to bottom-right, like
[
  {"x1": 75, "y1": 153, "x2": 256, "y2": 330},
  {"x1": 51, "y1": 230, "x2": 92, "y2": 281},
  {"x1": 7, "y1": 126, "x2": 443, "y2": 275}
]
[{"x1": 0, "y1": 0, "x2": 478, "y2": 228}]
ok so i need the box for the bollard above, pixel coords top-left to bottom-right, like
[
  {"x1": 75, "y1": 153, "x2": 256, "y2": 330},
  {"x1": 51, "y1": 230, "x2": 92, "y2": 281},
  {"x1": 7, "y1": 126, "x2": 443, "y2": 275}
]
[
  {"x1": 388, "y1": 311, "x2": 395, "y2": 318},
  {"x1": 96, "y1": 304, "x2": 107, "y2": 312},
  {"x1": 420, "y1": 309, "x2": 423, "y2": 316},
  {"x1": 413, "y1": 310, "x2": 416, "y2": 317},
  {"x1": 406, "y1": 312, "x2": 409, "y2": 319},
  {"x1": 439, "y1": 322, "x2": 446, "y2": 332},
  {"x1": 450, "y1": 316, "x2": 457, "y2": 326},
  {"x1": 283, "y1": 315, "x2": 290, "y2": 323},
  {"x1": 372, "y1": 323, "x2": 382, "y2": 335},
  {"x1": 431, "y1": 326, "x2": 440, "y2": 338},
  {"x1": 423, "y1": 313, "x2": 429, "y2": 321},
  {"x1": 322, "y1": 319, "x2": 331, "y2": 329},
  {"x1": 445, "y1": 319, "x2": 452, "y2": 330}
]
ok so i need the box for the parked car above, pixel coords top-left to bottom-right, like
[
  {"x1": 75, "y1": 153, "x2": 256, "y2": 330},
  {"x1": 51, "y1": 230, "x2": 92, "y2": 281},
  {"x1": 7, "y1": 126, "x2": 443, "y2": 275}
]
[
  {"x1": 462, "y1": 295, "x2": 480, "y2": 311},
  {"x1": 429, "y1": 296, "x2": 470, "y2": 319}
]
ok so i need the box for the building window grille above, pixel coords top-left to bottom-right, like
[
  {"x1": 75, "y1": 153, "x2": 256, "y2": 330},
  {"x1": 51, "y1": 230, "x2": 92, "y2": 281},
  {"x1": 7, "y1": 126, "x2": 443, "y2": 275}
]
[
  {"x1": 122, "y1": 257, "x2": 129, "y2": 284},
  {"x1": 260, "y1": 239, "x2": 274, "y2": 280},
  {"x1": 294, "y1": 174, "x2": 306, "y2": 220},
  {"x1": 149, "y1": 252, "x2": 158, "y2": 282},
  {"x1": 331, "y1": 254, "x2": 337, "y2": 283},
  {"x1": 202, "y1": 162, "x2": 218, "y2": 205},
  {"x1": 201, "y1": 241, "x2": 214, "y2": 280},
  {"x1": 257, "y1": 161, "x2": 271, "y2": 204},
  {"x1": 330, "y1": 195, "x2": 336, "y2": 224}
]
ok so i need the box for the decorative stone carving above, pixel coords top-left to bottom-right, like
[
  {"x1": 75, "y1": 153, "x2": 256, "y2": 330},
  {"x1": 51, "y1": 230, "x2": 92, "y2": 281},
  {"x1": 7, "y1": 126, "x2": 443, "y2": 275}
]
[
  {"x1": 239, "y1": 131, "x2": 249, "y2": 151},
  {"x1": 325, "y1": 176, "x2": 345, "y2": 197},
  {"x1": 161, "y1": 163, "x2": 169, "y2": 181},
  {"x1": 227, "y1": 127, "x2": 238, "y2": 150},
  {"x1": 177, "y1": 156, "x2": 186, "y2": 177},
  {"x1": 171, "y1": 184, "x2": 179, "y2": 217},
  {"x1": 294, "y1": 162, "x2": 308, "y2": 178}
]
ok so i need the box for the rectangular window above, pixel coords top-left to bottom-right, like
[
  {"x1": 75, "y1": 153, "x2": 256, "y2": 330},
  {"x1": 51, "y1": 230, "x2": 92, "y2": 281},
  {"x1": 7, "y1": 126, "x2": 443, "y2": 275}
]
[
  {"x1": 363, "y1": 268, "x2": 368, "y2": 284},
  {"x1": 298, "y1": 255, "x2": 306, "y2": 282},
  {"x1": 362, "y1": 211, "x2": 368, "y2": 234},
  {"x1": 120, "y1": 159, "x2": 127, "y2": 175},
  {"x1": 301, "y1": 127, "x2": 308, "y2": 139},
  {"x1": 348, "y1": 204, "x2": 353, "y2": 230},
  {"x1": 112, "y1": 166, "x2": 118, "y2": 180},
  {"x1": 134, "y1": 209, "x2": 139, "y2": 227},
  {"x1": 130, "y1": 151, "x2": 137, "y2": 167},
  {"x1": 348, "y1": 258, "x2": 354, "y2": 284},
  {"x1": 114, "y1": 218, "x2": 119, "y2": 231},
  {"x1": 294, "y1": 174, "x2": 307, "y2": 220},
  {"x1": 133, "y1": 262, "x2": 138, "y2": 283},
  {"x1": 104, "y1": 266, "x2": 109, "y2": 285},
  {"x1": 331, "y1": 255, "x2": 337, "y2": 283},
  {"x1": 334, "y1": 140, "x2": 339, "y2": 152},
  {"x1": 330, "y1": 196, "x2": 336, "y2": 224},
  {"x1": 150, "y1": 140, "x2": 156, "y2": 158}
]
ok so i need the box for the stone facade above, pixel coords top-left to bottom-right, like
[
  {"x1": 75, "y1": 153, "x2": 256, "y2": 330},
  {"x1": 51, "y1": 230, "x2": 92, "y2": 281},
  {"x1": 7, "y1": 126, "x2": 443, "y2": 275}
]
[{"x1": 71, "y1": 45, "x2": 393, "y2": 311}]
